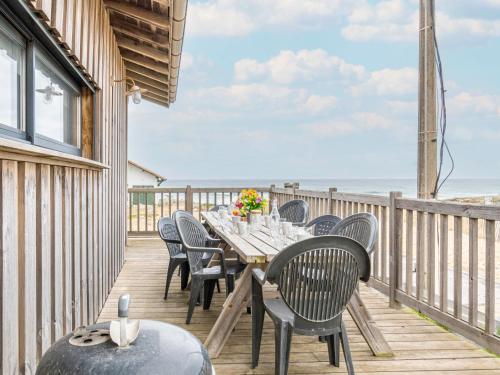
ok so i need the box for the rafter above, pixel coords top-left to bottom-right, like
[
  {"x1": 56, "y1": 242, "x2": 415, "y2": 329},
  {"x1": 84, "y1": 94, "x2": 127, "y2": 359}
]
[
  {"x1": 143, "y1": 90, "x2": 170, "y2": 103},
  {"x1": 134, "y1": 81, "x2": 169, "y2": 99},
  {"x1": 117, "y1": 36, "x2": 168, "y2": 64},
  {"x1": 122, "y1": 52, "x2": 169, "y2": 75},
  {"x1": 142, "y1": 94, "x2": 169, "y2": 107},
  {"x1": 127, "y1": 71, "x2": 169, "y2": 92},
  {"x1": 125, "y1": 62, "x2": 169, "y2": 85},
  {"x1": 104, "y1": 1, "x2": 169, "y2": 29},
  {"x1": 110, "y1": 21, "x2": 169, "y2": 49}
]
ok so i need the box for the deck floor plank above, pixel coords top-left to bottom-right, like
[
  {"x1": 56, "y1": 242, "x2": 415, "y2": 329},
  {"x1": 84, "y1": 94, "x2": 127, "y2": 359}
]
[{"x1": 98, "y1": 239, "x2": 500, "y2": 374}]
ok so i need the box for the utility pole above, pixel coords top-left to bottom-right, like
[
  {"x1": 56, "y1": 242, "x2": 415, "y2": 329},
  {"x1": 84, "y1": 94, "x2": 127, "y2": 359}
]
[{"x1": 417, "y1": 0, "x2": 437, "y2": 199}]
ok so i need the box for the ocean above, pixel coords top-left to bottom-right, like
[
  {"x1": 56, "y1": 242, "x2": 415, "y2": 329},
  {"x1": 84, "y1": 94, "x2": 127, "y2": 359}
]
[{"x1": 161, "y1": 179, "x2": 500, "y2": 200}]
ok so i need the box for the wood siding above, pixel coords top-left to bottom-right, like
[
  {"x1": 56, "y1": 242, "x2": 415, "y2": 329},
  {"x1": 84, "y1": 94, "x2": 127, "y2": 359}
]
[{"x1": 1, "y1": 1, "x2": 127, "y2": 373}]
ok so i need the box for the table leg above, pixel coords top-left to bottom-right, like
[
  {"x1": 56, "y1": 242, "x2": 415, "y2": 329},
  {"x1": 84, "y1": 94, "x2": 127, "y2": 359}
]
[
  {"x1": 204, "y1": 263, "x2": 259, "y2": 358},
  {"x1": 347, "y1": 290, "x2": 393, "y2": 357}
]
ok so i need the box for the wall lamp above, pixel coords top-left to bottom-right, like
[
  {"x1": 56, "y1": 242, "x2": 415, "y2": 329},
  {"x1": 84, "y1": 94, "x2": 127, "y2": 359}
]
[{"x1": 114, "y1": 77, "x2": 148, "y2": 104}]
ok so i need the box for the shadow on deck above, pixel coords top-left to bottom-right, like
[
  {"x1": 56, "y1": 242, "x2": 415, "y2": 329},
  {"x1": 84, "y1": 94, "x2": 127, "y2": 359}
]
[{"x1": 98, "y1": 238, "x2": 500, "y2": 375}]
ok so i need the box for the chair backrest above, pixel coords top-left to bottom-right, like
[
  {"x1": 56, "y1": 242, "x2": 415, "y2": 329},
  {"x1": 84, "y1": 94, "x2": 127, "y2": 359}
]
[
  {"x1": 278, "y1": 199, "x2": 309, "y2": 226},
  {"x1": 266, "y1": 236, "x2": 370, "y2": 324},
  {"x1": 157, "y1": 217, "x2": 183, "y2": 258},
  {"x1": 209, "y1": 204, "x2": 228, "y2": 212},
  {"x1": 329, "y1": 213, "x2": 378, "y2": 254},
  {"x1": 305, "y1": 215, "x2": 342, "y2": 236},
  {"x1": 173, "y1": 211, "x2": 209, "y2": 273}
]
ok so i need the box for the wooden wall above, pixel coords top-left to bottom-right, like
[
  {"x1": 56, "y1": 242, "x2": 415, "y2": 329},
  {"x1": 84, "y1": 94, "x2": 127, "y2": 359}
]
[{"x1": 1, "y1": 1, "x2": 128, "y2": 373}]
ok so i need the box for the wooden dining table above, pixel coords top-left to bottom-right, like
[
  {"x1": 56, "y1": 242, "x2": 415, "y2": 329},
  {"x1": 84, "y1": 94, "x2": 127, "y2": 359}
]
[{"x1": 201, "y1": 211, "x2": 393, "y2": 359}]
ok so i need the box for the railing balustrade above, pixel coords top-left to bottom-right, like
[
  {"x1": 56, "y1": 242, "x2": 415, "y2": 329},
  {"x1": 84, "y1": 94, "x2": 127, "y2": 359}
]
[{"x1": 126, "y1": 184, "x2": 500, "y2": 354}]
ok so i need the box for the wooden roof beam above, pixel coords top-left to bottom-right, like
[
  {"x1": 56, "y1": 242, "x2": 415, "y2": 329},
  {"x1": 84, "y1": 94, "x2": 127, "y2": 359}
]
[
  {"x1": 127, "y1": 71, "x2": 169, "y2": 91},
  {"x1": 117, "y1": 36, "x2": 168, "y2": 64},
  {"x1": 142, "y1": 95, "x2": 169, "y2": 107},
  {"x1": 122, "y1": 52, "x2": 169, "y2": 75},
  {"x1": 133, "y1": 81, "x2": 170, "y2": 100},
  {"x1": 125, "y1": 62, "x2": 169, "y2": 85},
  {"x1": 104, "y1": 1, "x2": 169, "y2": 29},
  {"x1": 110, "y1": 21, "x2": 169, "y2": 48},
  {"x1": 142, "y1": 91, "x2": 170, "y2": 103}
]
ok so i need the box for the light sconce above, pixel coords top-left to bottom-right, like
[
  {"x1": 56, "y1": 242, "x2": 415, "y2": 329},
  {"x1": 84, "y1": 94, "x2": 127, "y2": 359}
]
[
  {"x1": 114, "y1": 77, "x2": 148, "y2": 104},
  {"x1": 36, "y1": 82, "x2": 62, "y2": 104}
]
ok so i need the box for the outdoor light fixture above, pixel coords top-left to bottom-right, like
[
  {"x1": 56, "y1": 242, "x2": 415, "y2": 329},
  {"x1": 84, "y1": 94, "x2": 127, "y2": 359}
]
[
  {"x1": 114, "y1": 77, "x2": 148, "y2": 105},
  {"x1": 36, "y1": 82, "x2": 62, "y2": 104}
]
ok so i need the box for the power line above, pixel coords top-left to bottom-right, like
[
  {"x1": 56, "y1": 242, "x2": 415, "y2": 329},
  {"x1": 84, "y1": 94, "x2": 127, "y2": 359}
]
[{"x1": 430, "y1": 4, "x2": 454, "y2": 198}]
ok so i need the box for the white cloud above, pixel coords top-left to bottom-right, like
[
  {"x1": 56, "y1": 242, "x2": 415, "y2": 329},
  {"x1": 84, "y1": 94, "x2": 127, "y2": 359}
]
[
  {"x1": 342, "y1": 0, "x2": 500, "y2": 42},
  {"x1": 187, "y1": 0, "x2": 352, "y2": 37},
  {"x1": 448, "y1": 92, "x2": 500, "y2": 117},
  {"x1": 234, "y1": 49, "x2": 366, "y2": 84},
  {"x1": 302, "y1": 95, "x2": 338, "y2": 114},
  {"x1": 301, "y1": 112, "x2": 396, "y2": 137},
  {"x1": 187, "y1": 1, "x2": 256, "y2": 37},
  {"x1": 351, "y1": 67, "x2": 418, "y2": 96}
]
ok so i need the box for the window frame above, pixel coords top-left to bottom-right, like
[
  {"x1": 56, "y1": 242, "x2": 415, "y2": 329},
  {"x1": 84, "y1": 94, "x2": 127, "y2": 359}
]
[{"x1": 0, "y1": 1, "x2": 95, "y2": 157}]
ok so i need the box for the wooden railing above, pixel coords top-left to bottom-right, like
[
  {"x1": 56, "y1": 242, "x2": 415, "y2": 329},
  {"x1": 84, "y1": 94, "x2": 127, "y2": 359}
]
[
  {"x1": 127, "y1": 184, "x2": 499, "y2": 354},
  {"x1": 127, "y1": 186, "x2": 270, "y2": 234}
]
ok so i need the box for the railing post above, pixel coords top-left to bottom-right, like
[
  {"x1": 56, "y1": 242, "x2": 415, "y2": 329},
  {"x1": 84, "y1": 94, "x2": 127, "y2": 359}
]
[
  {"x1": 186, "y1": 185, "x2": 193, "y2": 213},
  {"x1": 389, "y1": 191, "x2": 403, "y2": 308},
  {"x1": 270, "y1": 184, "x2": 275, "y2": 203},
  {"x1": 328, "y1": 187, "x2": 337, "y2": 215}
]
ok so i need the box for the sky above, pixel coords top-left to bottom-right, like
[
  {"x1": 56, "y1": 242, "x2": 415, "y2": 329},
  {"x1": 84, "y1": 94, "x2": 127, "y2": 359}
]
[{"x1": 128, "y1": 0, "x2": 500, "y2": 180}]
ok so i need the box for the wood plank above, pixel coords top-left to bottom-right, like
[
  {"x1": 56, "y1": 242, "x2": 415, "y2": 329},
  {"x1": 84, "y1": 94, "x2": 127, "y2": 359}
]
[
  {"x1": 347, "y1": 291, "x2": 393, "y2": 357},
  {"x1": 104, "y1": 0, "x2": 169, "y2": 29},
  {"x1": 0, "y1": 160, "x2": 19, "y2": 374},
  {"x1": 427, "y1": 212, "x2": 436, "y2": 306},
  {"x1": 439, "y1": 214, "x2": 448, "y2": 312},
  {"x1": 484, "y1": 219, "x2": 495, "y2": 334},
  {"x1": 405, "y1": 210, "x2": 414, "y2": 295},
  {"x1": 63, "y1": 167, "x2": 73, "y2": 334},
  {"x1": 468, "y1": 218, "x2": 478, "y2": 326},
  {"x1": 51, "y1": 166, "x2": 64, "y2": 341},
  {"x1": 117, "y1": 36, "x2": 168, "y2": 63},
  {"x1": 110, "y1": 21, "x2": 169, "y2": 48},
  {"x1": 122, "y1": 53, "x2": 169, "y2": 75},
  {"x1": 416, "y1": 211, "x2": 425, "y2": 301},
  {"x1": 453, "y1": 216, "x2": 463, "y2": 319},
  {"x1": 80, "y1": 169, "x2": 88, "y2": 326},
  {"x1": 17, "y1": 162, "x2": 37, "y2": 374},
  {"x1": 72, "y1": 168, "x2": 81, "y2": 329},
  {"x1": 36, "y1": 164, "x2": 52, "y2": 356}
]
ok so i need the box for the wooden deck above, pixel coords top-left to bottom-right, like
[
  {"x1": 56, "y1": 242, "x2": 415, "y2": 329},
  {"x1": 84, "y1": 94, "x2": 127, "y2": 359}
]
[{"x1": 98, "y1": 238, "x2": 500, "y2": 374}]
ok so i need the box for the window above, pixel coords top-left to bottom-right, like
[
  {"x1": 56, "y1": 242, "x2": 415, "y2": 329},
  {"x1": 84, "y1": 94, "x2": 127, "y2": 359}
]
[
  {"x1": 0, "y1": 15, "x2": 24, "y2": 134},
  {"x1": 35, "y1": 49, "x2": 81, "y2": 148},
  {"x1": 0, "y1": 7, "x2": 90, "y2": 156}
]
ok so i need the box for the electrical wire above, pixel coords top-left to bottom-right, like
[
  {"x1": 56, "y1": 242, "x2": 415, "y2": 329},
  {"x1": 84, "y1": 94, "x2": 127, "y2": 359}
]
[{"x1": 430, "y1": 5, "x2": 454, "y2": 198}]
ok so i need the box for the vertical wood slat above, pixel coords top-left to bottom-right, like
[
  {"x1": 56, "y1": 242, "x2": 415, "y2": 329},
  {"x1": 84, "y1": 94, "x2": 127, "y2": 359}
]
[
  {"x1": 468, "y1": 218, "x2": 478, "y2": 326},
  {"x1": 72, "y1": 169, "x2": 81, "y2": 330},
  {"x1": 87, "y1": 171, "x2": 94, "y2": 324},
  {"x1": 427, "y1": 213, "x2": 436, "y2": 306},
  {"x1": 63, "y1": 167, "x2": 73, "y2": 335},
  {"x1": 453, "y1": 216, "x2": 463, "y2": 319},
  {"x1": 416, "y1": 211, "x2": 425, "y2": 301},
  {"x1": 36, "y1": 164, "x2": 52, "y2": 357},
  {"x1": 51, "y1": 166, "x2": 64, "y2": 341},
  {"x1": 381, "y1": 206, "x2": 388, "y2": 283},
  {"x1": 405, "y1": 210, "x2": 414, "y2": 295},
  {"x1": 484, "y1": 220, "x2": 496, "y2": 334},
  {"x1": 389, "y1": 192, "x2": 402, "y2": 307},
  {"x1": 80, "y1": 169, "x2": 88, "y2": 326},
  {"x1": 18, "y1": 162, "x2": 37, "y2": 374},
  {"x1": 439, "y1": 214, "x2": 448, "y2": 312},
  {"x1": 1, "y1": 160, "x2": 19, "y2": 374}
]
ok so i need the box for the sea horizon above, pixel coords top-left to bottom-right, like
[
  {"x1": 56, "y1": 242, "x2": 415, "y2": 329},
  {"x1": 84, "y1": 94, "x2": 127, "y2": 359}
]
[{"x1": 160, "y1": 178, "x2": 500, "y2": 200}]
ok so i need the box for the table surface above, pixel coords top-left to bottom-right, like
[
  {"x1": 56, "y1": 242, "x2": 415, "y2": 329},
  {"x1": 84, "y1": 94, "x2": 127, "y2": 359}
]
[{"x1": 201, "y1": 211, "x2": 280, "y2": 264}]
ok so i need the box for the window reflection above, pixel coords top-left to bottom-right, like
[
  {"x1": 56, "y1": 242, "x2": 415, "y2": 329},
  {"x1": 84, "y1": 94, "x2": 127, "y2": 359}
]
[
  {"x1": 0, "y1": 21, "x2": 24, "y2": 130},
  {"x1": 35, "y1": 51, "x2": 80, "y2": 147}
]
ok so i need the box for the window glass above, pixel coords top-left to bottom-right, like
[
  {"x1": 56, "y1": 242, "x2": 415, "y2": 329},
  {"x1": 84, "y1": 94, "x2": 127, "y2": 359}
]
[
  {"x1": 0, "y1": 17, "x2": 24, "y2": 130},
  {"x1": 35, "y1": 50, "x2": 81, "y2": 147}
]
